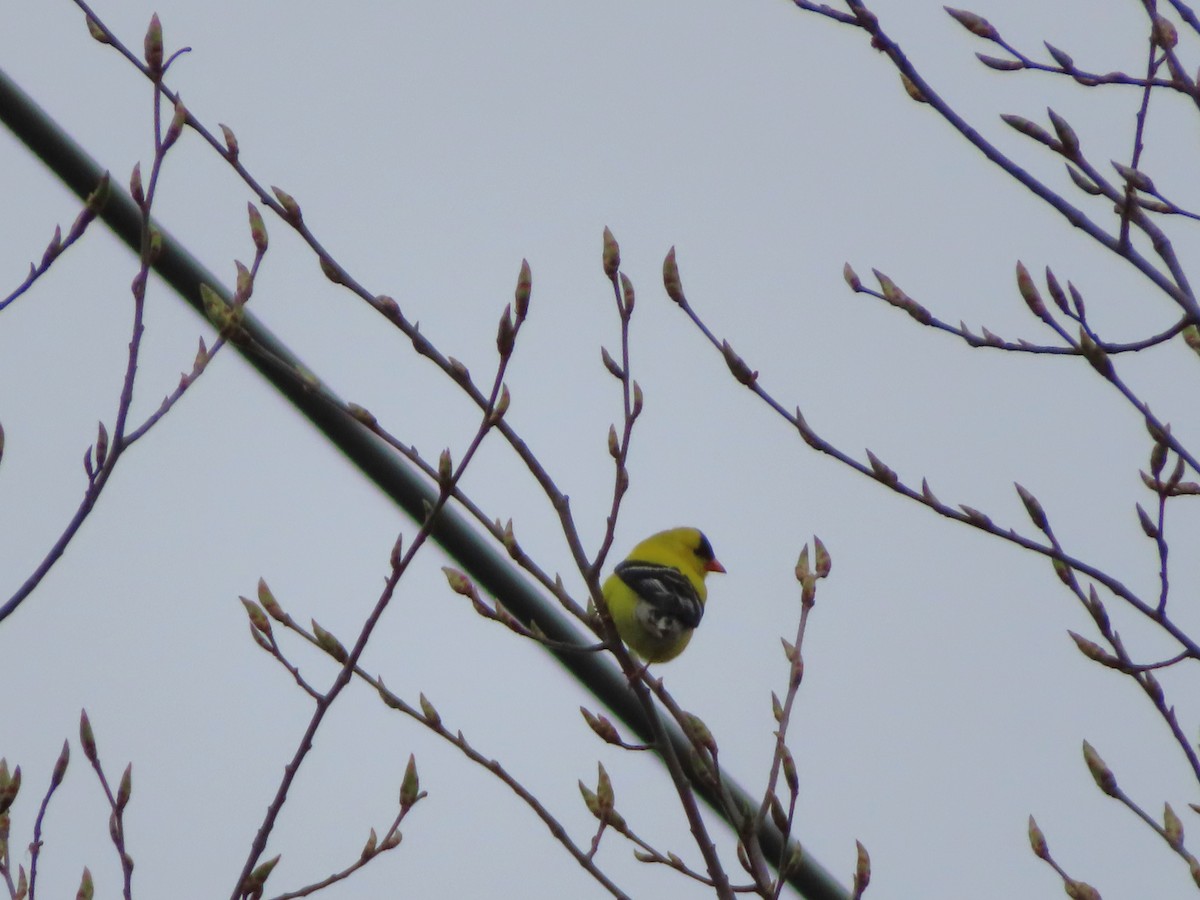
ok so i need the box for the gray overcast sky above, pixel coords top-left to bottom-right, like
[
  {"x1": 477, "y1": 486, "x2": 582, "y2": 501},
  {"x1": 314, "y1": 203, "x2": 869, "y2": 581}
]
[{"x1": 1, "y1": 1, "x2": 1195, "y2": 897}]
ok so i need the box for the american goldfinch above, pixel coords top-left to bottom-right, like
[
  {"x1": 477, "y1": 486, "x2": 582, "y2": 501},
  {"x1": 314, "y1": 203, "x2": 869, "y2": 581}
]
[{"x1": 601, "y1": 527, "x2": 725, "y2": 663}]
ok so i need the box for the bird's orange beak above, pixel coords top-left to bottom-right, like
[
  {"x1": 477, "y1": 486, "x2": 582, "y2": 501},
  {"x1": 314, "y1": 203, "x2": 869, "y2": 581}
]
[{"x1": 705, "y1": 559, "x2": 727, "y2": 574}]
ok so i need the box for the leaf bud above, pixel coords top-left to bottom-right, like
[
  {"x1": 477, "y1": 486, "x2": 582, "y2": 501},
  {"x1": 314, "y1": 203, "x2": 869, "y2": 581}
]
[
  {"x1": 39, "y1": 225, "x2": 62, "y2": 268},
  {"x1": 442, "y1": 567, "x2": 473, "y2": 596},
  {"x1": 271, "y1": 186, "x2": 302, "y2": 224},
  {"x1": 147, "y1": 227, "x2": 163, "y2": 262},
  {"x1": 873, "y1": 269, "x2": 904, "y2": 306},
  {"x1": 794, "y1": 545, "x2": 810, "y2": 582},
  {"x1": 200, "y1": 283, "x2": 231, "y2": 330},
  {"x1": 1014, "y1": 483, "x2": 1048, "y2": 531},
  {"x1": 1111, "y1": 161, "x2": 1155, "y2": 194},
  {"x1": 257, "y1": 578, "x2": 286, "y2": 622},
  {"x1": 85, "y1": 172, "x2": 111, "y2": 217},
  {"x1": 496, "y1": 305, "x2": 516, "y2": 358},
  {"x1": 51, "y1": 739, "x2": 70, "y2": 789},
  {"x1": 80, "y1": 709, "x2": 98, "y2": 763},
  {"x1": 580, "y1": 707, "x2": 622, "y2": 744},
  {"x1": 143, "y1": 13, "x2": 163, "y2": 76},
  {"x1": 619, "y1": 271, "x2": 635, "y2": 316},
  {"x1": 1078, "y1": 329, "x2": 1113, "y2": 378},
  {"x1": 361, "y1": 828, "x2": 378, "y2": 859},
  {"x1": 1015, "y1": 262, "x2": 1048, "y2": 320},
  {"x1": 1066, "y1": 165, "x2": 1102, "y2": 195},
  {"x1": 163, "y1": 99, "x2": 187, "y2": 150},
  {"x1": 502, "y1": 519, "x2": 519, "y2": 558},
  {"x1": 1164, "y1": 802, "x2": 1184, "y2": 850},
  {"x1": 400, "y1": 754, "x2": 421, "y2": 810},
  {"x1": 311, "y1": 620, "x2": 348, "y2": 663},
  {"x1": 865, "y1": 449, "x2": 898, "y2": 487},
  {"x1": 446, "y1": 357, "x2": 470, "y2": 385},
  {"x1": 0, "y1": 763, "x2": 18, "y2": 815},
  {"x1": 319, "y1": 255, "x2": 344, "y2": 285},
  {"x1": 219, "y1": 124, "x2": 240, "y2": 161},
  {"x1": 976, "y1": 53, "x2": 1023, "y2": 71},
  {"x1": 578, "y1": 781, "x2": 599, "y2": 817},
  {"x1": 1027, "y1": 815, "x2": 1049, "y2": 859},
  {"x1": 596, "y1": 762, "x2": 614, "y2": 814},
  {"x1": 1135, "y1": 503, "x2": 1158, "y2": 538},
  {"x1": 376, "y1": 294, "x2": 401, "y2": 322},
  {"x1": 1065, "y1": 880, "x2": 1101, "y2": 900},
  {"x1": 813, "y1": 535, "x2": 831, "y2": 578},
  {"x1": 514, "y1": 258, "x2": 531, "y2": 322},
  {"x1": 1046, "y1": 107, "x2": 1080, "y2": 157},
  {"x1": 1001, "y1": 114, "x2": 1058, "y2": 149},
  {"x1": 242, "y1": 856, "x2": 280, "y2": 895},
  {"x1": 116, "y1": 763, "x2": 132, "y2": 811},
  {"x1": 663, "y1": 246, "x2": 686, "y2": 305},
  {"x1": 1150, "y1": 439, "x2": 1168, "y2": 478},
  {"x1": 1044, "y1": 43, "x2": 1075, "y2": 71},
  {"x1": 77, "y1": 866, "x2": 95, "y2": 900},
  {"x1": 1182, "y1": 324, "x2": 1200, "y2": 357},
  {"x1": 945, "y1": 7, "x2": 999, "y2": 40},
  {"x1": 602, "y1": 227, "x2": 620, "y2": 280},
  {"x1": 419, "y1": 693, "x2": 441, "y2": 727},
  {"x1": 1142, "y1": 670, "x2": 1164, "y2": 705},
  {"x1": 900, "y1": 72, "x2": 926, "y2": 103},
  {"x1": 129, "y1": 162, "x2": 144, "y2": 207},
  {"x1": 86, "y1": 16, "x2": 109, "y2": 43},
  {"x1": 240, "y1": 597, "x2": 272, "y2": 637},
  {"x1": 492, "y1": 383, "x2": 510, "y2": 420},
  {"x1": 237, "y1": 209, "x2": 268, "y2": 263},
  {"x1": 770, "y1": 794, "x2": 789, "y2": 832},
  {"x1": 1067, "y1": 631, "x2": 1116, "y2": 667},
  {"x1": 600, "y1": 346, "x2": 624, "y2": 378},
  {"x1": 854, "y1": 840, "x2": 871, "y2": 894},
  {"x1": 95, "y1": 421, "x2": 109, "y2": 470},
  {"x1": 780, "y1": 744, "x2": 798, "y2": 794},
  {"x1": 232, "y1": 260, "x2": 253, "y2": 304},
  {"x1": 1082, "y1": 740, "x2": 1118, "y2": 797},
  {"x1": 721, "y1": 341, "x2": 757, "y2": 385}
]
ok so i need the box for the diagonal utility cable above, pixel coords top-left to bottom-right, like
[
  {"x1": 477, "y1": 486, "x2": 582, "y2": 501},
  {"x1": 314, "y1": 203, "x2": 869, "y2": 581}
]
[{"x1": 0, "y1": 67, "x2": 849, "y2": 900}]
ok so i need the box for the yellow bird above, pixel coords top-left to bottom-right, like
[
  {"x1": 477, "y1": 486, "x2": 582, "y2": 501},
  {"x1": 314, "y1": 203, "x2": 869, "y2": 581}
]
[{"x1": 601, "y1": 527, "x2": 725, "y2": 663}]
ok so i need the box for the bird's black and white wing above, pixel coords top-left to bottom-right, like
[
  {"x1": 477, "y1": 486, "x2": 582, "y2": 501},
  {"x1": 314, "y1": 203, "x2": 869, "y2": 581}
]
[{"x1": 614, "y1": 559, "x2": 705, "y2": 638}]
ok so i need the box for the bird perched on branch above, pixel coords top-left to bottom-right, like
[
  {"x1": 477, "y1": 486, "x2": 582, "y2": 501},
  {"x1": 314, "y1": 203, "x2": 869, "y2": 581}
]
[{"x1": 602, "y1": 527, "x2": 725, "y2": 663}]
